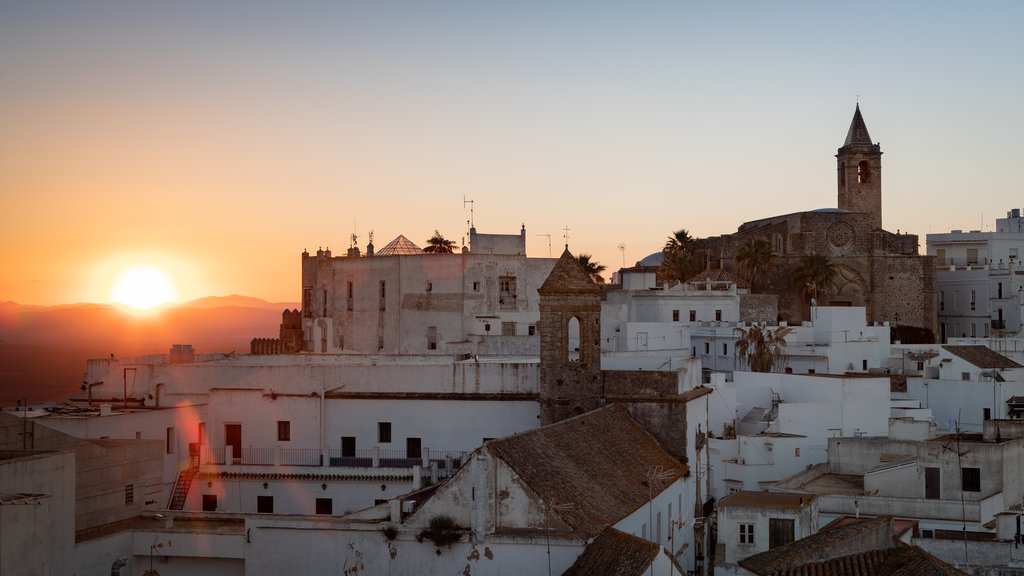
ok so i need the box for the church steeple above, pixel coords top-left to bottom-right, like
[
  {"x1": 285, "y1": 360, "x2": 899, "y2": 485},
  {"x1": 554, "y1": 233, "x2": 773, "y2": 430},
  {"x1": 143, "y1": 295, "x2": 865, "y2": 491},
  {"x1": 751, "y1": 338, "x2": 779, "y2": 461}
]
[
  {"x1": 837, "y1": 104, "x2": 882, "y2": 229},
  {"x1": 844, "y1": 103, "x2": 873, "y2": 145}
]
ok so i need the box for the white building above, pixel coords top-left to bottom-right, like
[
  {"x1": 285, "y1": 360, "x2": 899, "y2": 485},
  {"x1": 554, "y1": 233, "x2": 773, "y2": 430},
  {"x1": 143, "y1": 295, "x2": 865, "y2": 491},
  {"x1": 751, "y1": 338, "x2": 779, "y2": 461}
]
[
  {"x1": 895, "y1": 344, "x2": 1024, "y2": 433},
  {"x1": 708, "y1": 370, "x2": 891, "y2": 497},
  {"x1": 772, "y1": 419, "x2": 1024, "y2": 534},
  {"x1": 693, "y1": 307, "x2": 890, "y2": 376},
  {"x1": 927, "y1": 208, "x2": 1024, "y2": 342}
]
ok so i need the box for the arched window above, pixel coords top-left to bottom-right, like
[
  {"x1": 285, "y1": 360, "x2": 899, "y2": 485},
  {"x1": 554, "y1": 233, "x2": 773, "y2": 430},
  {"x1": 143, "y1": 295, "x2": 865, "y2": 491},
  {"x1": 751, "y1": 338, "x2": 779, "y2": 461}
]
[
  {"x1": 857, "y1": 161, "x2": 871, "y2": 184},
  {"x1": 568, "y1": 316, "x2": 581, "y2": 362}
]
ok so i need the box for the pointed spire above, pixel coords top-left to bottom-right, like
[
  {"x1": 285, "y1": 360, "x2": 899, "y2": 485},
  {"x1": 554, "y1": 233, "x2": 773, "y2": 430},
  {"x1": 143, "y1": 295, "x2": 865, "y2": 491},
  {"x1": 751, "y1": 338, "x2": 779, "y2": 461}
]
[{"x1": 843, "y1": 104, "x2": 873, "y2": 146}]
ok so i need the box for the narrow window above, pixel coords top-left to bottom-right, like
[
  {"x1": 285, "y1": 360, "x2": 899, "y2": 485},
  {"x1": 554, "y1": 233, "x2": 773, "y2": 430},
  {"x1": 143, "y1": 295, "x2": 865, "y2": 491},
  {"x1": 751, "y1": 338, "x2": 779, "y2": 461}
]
[
  {"x1": 857, "y1": 160, "x2": 871, "y2": 183},
  {"x1": 316, "y1": 498, "x2": 333, "y2": 515},
  {"x1": 202, "y1": 494, "x2": 218, "y2": 511},
  {"x1": 984, "y1": 408, "x2": 991, "y2": 421},
  {"x1": 427, "y1": 326, "x2": 438, "y2": 350},
  {"x1": 528, "y1": 325, "x2": 536, "y2": 336},
  {"x1": 962, "y1": 467, "x2": 981, "y2": 492},
  {"x1": 277, "y1": 421, "x2": 290, "y2": 442},
  {"x1": 940, "y1": 291, "x2": 944, "y2": 311},
  {"x1": 689, "y1": 310, "x2": 696, "y2": 322},
  {"x1": 672, "y1": 310, "x2": 680, "y2": 322},
  {"x1": 124, "y1": 484, "x2": 134, "y2": 505},
  {"x1": 862, "y1": 359, "x2": 868, "y2": 371},
  {"x1": 166, "y1": 427, "x2": 175, "y2": 454},
  {"x1": 378, "y1": 422, "x2": 392, "y2": 443},
  {"x1": 257, "y1": 495, "x2": 274, "y2": 513},
  {"x1": 303, "y1": 288, "x2": 313, "y2": 318},
  {"x1": 704, "y1": 342, "x2": 710, "y2": 355},
  {"x1": 473, "y1": 281, "x2": 480, "y2": 292},
  {"x1": 795, "y1": 447, "x2": 800, "y2": 457},
  {"x1": 936, "y1": 249, "x2": 946, "y2": 266},
  {"x1": 715, "y1": 310, "x2": 722, "y2": 321},
  {"x1": 722, "y1": 343, "x2": 728, "y2": 356},
  {"x1": 970, "y1": 290, "x2": 976, "y2": 311},
  {"x1": 322, "y1": 289, "x2": 327, "y2": 317},
  {"x1": 426, "y1": 281, "x2": 432, "y2": 292},
  {"x1": 347, "y1": 282, "x2": 354, "y2": 311},
  {"x1": 966, "y1": 249, "x2": 978, "y2": 265},
  {"x1": 379, "y1": 281, "x2": 386, "y2": 310}
]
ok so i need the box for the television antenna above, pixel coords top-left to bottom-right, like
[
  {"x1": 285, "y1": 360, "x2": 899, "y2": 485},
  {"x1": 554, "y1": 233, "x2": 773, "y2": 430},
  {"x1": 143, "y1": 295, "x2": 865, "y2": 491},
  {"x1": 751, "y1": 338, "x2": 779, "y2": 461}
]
[
  {"x1": 537, "y1": 234, "x2": 552, "y2": 257},
  {"x1": 463, "y1": 196, "x2": 475, "y2": 228},
  {"x1": 543, "y1": 500, "x2": 574, "y2": 576},
  {"x1": 618, "y1": 243, "x2": 626, "y2": 267}
]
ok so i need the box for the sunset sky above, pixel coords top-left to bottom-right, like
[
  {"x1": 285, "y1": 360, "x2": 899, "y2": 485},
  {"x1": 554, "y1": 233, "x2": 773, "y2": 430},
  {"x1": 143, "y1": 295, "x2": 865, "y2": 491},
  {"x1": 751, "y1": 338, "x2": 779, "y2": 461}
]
[{"x1": 2, "y1": 1, "x2": 1022, "y2": 306}]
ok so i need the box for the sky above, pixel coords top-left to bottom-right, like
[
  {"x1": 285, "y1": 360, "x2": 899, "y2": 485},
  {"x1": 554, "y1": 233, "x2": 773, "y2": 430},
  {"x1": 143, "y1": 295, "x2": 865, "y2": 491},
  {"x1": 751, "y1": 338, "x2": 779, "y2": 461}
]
[{"x1": 2, "y1": 1, "x2": 1022, "y2": 306}]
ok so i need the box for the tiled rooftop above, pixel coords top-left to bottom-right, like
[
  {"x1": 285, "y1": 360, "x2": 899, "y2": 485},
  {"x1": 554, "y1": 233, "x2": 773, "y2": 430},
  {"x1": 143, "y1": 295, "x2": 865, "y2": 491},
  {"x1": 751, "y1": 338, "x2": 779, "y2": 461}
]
[
  {"x1": 562, "y1": 527, "x2": 678, "y2": 576},
  {"x1": 942, "y1": 345, "x2": 1023, "y2": 369},
  {"x1": 740, "y1": 516, "x2": 966, "y2": 575},
  {"x1": 719, "y1": 491, "x2": 814, "y2": 511},
  {"x1": 795, "y1": 473, "x2": 864, "y2": 496},
  {"x1": 486, "y1": 404, "x2": 686, "y2": 537}
]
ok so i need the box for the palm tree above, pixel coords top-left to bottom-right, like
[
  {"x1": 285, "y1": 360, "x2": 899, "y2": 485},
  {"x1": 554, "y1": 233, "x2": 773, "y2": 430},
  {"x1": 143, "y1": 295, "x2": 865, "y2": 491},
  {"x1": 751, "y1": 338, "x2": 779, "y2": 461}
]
[
  {"x1": 577, "y1": 253, "x2": 607, "y2": 284},
  {"x1": 734, "y1": 324, "x2": 791, "y2": 373},
  {"x1": 658, "y1": 229, "x2": 701, "y2": 285},
  {"x1": 735, "y1": 237, "x2": 775, "y2": 293},
  {"x1": 423, "y1": 230, "x2": 456, "y2": 254},
  {"x1": 792, "y1": 252, "x2": 837, "y2": 305}
]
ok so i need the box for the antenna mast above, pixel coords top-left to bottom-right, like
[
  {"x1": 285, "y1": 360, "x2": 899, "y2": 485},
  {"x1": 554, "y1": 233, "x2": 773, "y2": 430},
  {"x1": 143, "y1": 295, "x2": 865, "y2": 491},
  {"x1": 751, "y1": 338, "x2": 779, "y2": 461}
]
[
  {"x1": 463, "y1": 196, "x2": 475, "y2": 228},
  {"x1": 537, "y1": 234, "x2": 552, "y2": 258}
]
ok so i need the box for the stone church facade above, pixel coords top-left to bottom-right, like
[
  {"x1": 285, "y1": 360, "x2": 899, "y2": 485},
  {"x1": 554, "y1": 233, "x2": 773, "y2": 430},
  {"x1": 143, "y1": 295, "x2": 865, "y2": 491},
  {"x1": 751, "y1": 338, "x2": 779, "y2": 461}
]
[{"x1": 703, "y1": 105, "x2": 937, "y2": 336}]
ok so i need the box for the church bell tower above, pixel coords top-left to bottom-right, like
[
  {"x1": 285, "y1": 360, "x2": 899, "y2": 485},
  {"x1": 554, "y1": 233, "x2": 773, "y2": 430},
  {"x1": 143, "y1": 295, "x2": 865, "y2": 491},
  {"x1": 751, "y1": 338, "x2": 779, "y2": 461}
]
[{"x1": 836, "y1": 104, "x2": 883, "y2": 230}]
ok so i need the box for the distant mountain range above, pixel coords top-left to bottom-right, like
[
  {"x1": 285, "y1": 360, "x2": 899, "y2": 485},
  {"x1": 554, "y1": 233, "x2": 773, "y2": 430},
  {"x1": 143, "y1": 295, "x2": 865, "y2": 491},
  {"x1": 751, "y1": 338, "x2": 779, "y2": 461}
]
[{"x1": 0, "y1": 296, "x2": 299, "y2": 406}]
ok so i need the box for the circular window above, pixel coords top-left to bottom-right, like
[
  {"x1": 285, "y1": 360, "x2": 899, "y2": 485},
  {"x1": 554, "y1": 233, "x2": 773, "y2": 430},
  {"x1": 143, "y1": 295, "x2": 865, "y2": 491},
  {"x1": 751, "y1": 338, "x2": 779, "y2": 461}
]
[{"x1": 827, "y1": 222, "x2": 855, "y2": 251}]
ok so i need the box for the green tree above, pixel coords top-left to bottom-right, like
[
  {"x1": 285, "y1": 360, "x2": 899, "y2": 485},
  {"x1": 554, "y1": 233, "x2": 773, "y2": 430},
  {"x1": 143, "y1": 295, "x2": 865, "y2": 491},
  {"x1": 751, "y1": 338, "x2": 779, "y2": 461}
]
[
  {"x1": 734, "y1": 236, "x2": 775, "y2": 293},
  {"x1": 792, "y1": 252, "x2": 837, "y2": 305},
  {"x1": 658, "y1": 229, "x2": 702, "y2": 285},
  {"x1": 423, "y1": 230, "x2": 456, "y2": 253},
  {"x1": 577, "y1": 253, "x2": 607, "y2": 284},
  {"x1": 733, "y1": 324, "x2": 791, "y2": 373}
]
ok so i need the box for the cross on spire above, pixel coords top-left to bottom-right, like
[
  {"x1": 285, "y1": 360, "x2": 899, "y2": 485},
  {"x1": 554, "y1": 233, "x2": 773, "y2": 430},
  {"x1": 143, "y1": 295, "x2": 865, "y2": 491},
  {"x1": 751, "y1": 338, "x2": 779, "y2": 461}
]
[{"x1": 562, "y1": 226, "x2": 571, "y2": 250}]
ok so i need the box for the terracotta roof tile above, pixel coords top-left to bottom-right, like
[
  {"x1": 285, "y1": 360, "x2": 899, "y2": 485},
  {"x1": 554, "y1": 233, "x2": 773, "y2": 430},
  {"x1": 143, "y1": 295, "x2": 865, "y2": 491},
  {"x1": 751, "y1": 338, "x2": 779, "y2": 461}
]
[
  {"x1": 942, "y1": 346, "x2": 1023, "y2": 369},
  {"x1": 562, "y1": 527, "x2": 677, "y2": 576},
  {"x1": 719, "y1": 491, "x2": 814, "y2": 511},
  {"x1": 739, "y1": 516, "x2": 967, "y2": 576},
  {"x1": 486, "y1": 404, "x2": 685, "y2": 537}
]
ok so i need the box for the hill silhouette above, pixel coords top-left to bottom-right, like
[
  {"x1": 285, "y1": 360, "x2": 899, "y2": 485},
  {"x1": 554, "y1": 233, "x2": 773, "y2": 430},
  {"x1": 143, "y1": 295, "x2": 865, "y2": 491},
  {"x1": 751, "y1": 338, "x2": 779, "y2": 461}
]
[{"x1": 0, "y1": 297, "x2": 299, "y2": 406}]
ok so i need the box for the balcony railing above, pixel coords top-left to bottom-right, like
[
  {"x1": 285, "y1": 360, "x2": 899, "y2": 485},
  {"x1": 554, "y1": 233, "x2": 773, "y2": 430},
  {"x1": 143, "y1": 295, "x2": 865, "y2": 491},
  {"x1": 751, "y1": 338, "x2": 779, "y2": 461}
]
[
  {"x1": 992, "y1": 319, "x2": 1007, "y2": 330},
  {"x1": 200, "y1": 445, "x2": 469, "y2": 476}
]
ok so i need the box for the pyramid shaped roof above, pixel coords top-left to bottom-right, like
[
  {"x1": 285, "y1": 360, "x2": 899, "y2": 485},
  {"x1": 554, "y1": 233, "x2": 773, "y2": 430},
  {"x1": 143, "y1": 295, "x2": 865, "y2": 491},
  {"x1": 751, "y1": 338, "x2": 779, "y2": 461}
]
[
  {"x1": 538, "y1": 248, "x2": 602, "y2": 295},
  {"x1": 375, "y1": 235, "x2": 423, "y2": 256},
  {"x1": 843, "y1": 104, "x2": 873, "y2": 146}
]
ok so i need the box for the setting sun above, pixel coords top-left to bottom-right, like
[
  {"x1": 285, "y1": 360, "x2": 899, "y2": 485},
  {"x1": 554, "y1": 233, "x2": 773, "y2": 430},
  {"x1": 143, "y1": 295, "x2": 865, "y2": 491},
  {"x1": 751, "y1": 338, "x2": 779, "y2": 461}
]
[{"x1": 109, "y1": 265, "x2": 179, "y2": 309}]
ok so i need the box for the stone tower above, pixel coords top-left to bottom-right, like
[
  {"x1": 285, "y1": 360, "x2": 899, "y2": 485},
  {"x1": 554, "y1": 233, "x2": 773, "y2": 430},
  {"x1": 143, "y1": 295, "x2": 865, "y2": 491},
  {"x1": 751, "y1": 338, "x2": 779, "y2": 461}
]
[
  {"x1": 836, "y1": 104, "x2": 882, "y2": 230},
  {"x1": 538, "y1": 248, "x2": 603, "y2": 425}
]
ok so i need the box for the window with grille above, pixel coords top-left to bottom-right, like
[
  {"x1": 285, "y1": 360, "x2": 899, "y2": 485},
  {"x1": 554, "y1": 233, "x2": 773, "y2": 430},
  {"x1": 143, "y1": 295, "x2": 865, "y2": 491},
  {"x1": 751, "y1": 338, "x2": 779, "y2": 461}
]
[{"x1": 277, "y1": 421, "x2": 290, "y2": 442}]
